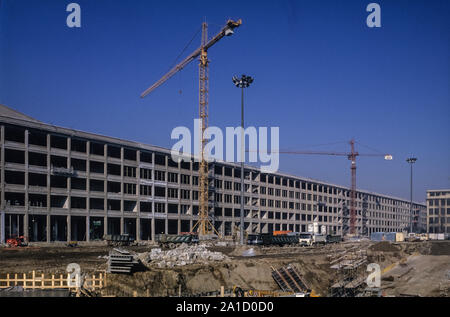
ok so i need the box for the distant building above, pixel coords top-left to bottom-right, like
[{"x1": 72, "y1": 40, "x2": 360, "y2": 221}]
[
  {"x1": 426, "y1": 190, "x2": 450, "y2": 233},
  {"x1": 0, "y1": 104, "x2": 426, "y2": 243}
]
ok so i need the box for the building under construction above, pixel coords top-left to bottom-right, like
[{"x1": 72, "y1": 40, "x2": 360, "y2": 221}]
[{"x1": 0, "y1": 105, "x2": 426, "y2": 243}]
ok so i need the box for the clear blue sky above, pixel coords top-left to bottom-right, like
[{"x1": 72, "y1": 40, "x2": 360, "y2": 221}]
[{"x1": 1, "y1": 0, "x2": 449, "y2": 203}]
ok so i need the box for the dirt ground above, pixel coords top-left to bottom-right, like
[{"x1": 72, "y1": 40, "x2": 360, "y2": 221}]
[
  {"x1": 1, "y1": 240, "x2": 449, "y2": 297},
  {"x1": 0, "y1": 244, "x2": 150, "y2": 274}
]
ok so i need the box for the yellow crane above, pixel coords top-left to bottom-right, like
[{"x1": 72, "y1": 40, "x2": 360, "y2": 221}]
[{"x1": 140, "y1": 19, "x2": 242, "y2": 236}]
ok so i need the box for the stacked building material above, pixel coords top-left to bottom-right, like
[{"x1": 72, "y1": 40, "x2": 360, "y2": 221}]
[
  {"x1": 107, "y1": 249, "x2": 139, "y2": 274},
  {"x1": 271, "y1": 265, "x2": 310, "y2": 294}
]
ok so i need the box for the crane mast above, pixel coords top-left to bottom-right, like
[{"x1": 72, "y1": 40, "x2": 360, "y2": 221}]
[
  {"x1": 197, "y1": 22, "x2": 210, "y2": 236},
  {"x1": 260, "y1": 140, "x2": 392, "y2": 236},
  {"x1": 140, "y1": 19, "x2": 242, "y2": 237},
  {"x1": 348, "y1": 139, "x2": 358, "y2": 235}
]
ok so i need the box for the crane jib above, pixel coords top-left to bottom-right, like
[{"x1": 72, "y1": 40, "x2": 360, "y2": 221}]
[{"x1": 140, "y1": 19, "x2": 241, "y2": 98}]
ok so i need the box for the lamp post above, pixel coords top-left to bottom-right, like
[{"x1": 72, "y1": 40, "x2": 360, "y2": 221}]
[
  {"x1": 406, "y1": 157, "x2": 417, "y2": 233},
  {"x1": 232, "y1": 74, "x2": 254, "y2": 245}
]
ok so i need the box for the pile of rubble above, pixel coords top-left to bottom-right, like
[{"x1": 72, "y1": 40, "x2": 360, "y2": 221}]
[{"x1": 139, "y1": 243, "x2": 228, "y2": 268}]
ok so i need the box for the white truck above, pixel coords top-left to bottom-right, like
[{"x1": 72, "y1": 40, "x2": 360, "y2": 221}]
[{"x1": 298, "y1": 233, "x2": 313, "y2": 246}]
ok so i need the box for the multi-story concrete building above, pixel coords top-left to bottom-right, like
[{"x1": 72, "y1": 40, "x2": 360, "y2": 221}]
[
  {"x1": 0, "y1": 105, "x2": 426, "y2": 243},
  {"x1": 426, "y1": 189, "x2": 450, "y2": 234}
]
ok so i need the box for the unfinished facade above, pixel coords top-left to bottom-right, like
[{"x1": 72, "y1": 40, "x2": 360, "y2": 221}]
[
  {"x1": 426, "y1": 189, "x2": 450, "y2": 234},
  {"x1": 0, "y1": 105, "x2": 426, "y2": 243}
]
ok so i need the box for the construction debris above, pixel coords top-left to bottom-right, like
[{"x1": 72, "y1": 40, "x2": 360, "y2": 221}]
[{"x1": 138, "y1": 244, "x2": 228, "y2": 268}]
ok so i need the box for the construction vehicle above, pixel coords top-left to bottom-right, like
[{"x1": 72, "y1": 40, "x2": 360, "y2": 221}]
[
  {"x1": 326, "y1": 235, "x2": 343, "y2": 244},
  {"x1": 312, "y1": 234, "x2": 327, "y2": 245},
  {"x1": 155, "y1": 233, "x2": 199, "y2": 245},
  {"x1": 140, "y1": 19, "x2": 242, "y2": 238},
  {"x1": 245, "y1": 232, "x2": 343, "y2": 247},
  {"x1": 273, "y1": 230, "x2": 292, "y2": 236},
  {"x1": 259, "y1": 233, "x2": 298, "y2": 246},
  {"x1": 405, "y1": 232, "x2": 422, "y2": 242},
  {"x1": 6, "y1": 235, "x2": 27, "y2": 248},
  {"x1": 246, "y1": 234, "x2": 263, "y2": 245},
  {"x1": 103, "y1": 234, "x2": 134, "y2": 246},
  {"x1": 298, "y1": 233, "x2": 313, "y2": 246},
  {"x1": 419, "y1": 233, "x2": 429, "y2": 241}
]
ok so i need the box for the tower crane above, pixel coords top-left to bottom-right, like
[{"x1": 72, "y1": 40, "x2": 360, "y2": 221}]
[
  {"x1": 264, "y1": 139, "x2": 392, "y2": 235},
  {"x1": 140, "y1": 19, "x2": 242, "y2": 236}
]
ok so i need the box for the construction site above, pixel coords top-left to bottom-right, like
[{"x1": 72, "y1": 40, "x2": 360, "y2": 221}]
[
  {"x1": 1, "y1": 1, "x2": 449, "y2": 301},
  {"x1": 0, "y1": 238, "x2": 449, "y2": 297}
]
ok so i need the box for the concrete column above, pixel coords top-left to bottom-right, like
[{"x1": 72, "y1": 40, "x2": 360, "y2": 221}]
[
  {"x1": 151, "y1": 217, "x2": 155, "y2": 241},
  {"x1": 120, "y1": 147, "x2": 124, "y2": 218},
  {"x1": 66, "y1": 137, "x2": 72, "y2": 243},
  {"x1": 136, "y1": 217, "x2": 140, "y2": 241},
  {"x1": 0, "y1": 212, "x2": 4, "y2": 244},
  {"x1": 46, "y1": 132, "x2": 51, "y2": 231},
  {"x1": 102, "y1": 143, "x2": 107, "y2": 227},
  {"x1": 136, "y1": 150, "x2": 141, "y2": 242},
  {"x1": 150, "y1": 152, "x2": 155, "y2": 241},
  {"x1": 165, "y1": 154, "x2": 168, "y2": 235},
  {"x1": 67, "y1": 215, "x2": 71, "y2": 242},
  {"x1": 23, "y1": 213, "x2": 28, "y2": 242},
  {"x1": 86, "y1": 215, "x2": 90, "y2": 242},
  {"x1": 46, "y1": 133, "x2": 52, "y2": 243},
  {"x1": 86, "y1": 194, "x2": 90, "y2": 241},
  {"x1": 165, "y1": 218, "x2": 168, "y2": 234},
  {"x1": 104, "y1": 215, "x2": 108, "y2": 236},
  {"x1": 24, "y1": 129, "x2": 29, "y2": 240},
  {"x1": 119, "y1": 147, "x2": 124, "y2": 235},
  {"x1": 67, "y1": 137, "x2": 71, "y2": 190},
  {"x1": 46, "y1": 214, "x2": 51, "y2": 243}
]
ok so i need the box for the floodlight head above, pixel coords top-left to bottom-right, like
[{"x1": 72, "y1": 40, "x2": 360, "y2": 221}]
[
  {"x1": 406, "y1": 157, "x2": 417, "y2": 164},
  {"x1": 232, "y1": 74, "x2": 254, "y2": 88}
]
